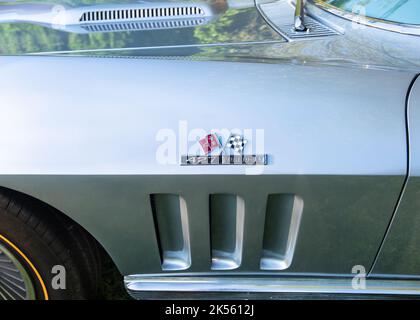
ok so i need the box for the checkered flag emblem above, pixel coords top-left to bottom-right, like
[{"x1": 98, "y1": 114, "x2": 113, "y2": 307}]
[{"x1": 226, "y1": 135, "x2": 248, "y2": 153}]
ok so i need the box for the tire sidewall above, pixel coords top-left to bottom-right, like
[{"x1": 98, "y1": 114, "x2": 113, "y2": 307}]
[{"x1": 0, "y1": 210, "x2": 79, "y2": 299}]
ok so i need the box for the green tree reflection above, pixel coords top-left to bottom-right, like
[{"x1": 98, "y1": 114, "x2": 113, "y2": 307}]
[{"x1": 0, "y1": 5, "x2": 279, "y2": 54}]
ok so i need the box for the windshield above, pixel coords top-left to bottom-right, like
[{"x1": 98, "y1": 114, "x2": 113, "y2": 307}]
[{"x1": 317, "y1": 0, "x2": 420, "y2": 25}]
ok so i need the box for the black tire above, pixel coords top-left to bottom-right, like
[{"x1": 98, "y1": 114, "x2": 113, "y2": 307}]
[{"x1": 0, "y1": 188, "x2": 101, "y2": 300}]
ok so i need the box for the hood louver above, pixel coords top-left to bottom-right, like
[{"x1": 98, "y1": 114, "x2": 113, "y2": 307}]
[
  {"x1": 278, "y1": 16, "x2": 340, "y2": 40},
  {"x1": 80, "y1": 18, "x2": 206, "y2": 32},
  {"x1": 79, "y1": 6, "x2": 205, "y2": 23},
  {"x1": 0, "y1": 2, "x2": 213, "y2": 34}
]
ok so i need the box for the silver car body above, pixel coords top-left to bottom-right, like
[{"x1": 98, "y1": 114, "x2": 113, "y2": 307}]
[{"x1": 1, "y1": 0, "x2": 420, "y2": 297}]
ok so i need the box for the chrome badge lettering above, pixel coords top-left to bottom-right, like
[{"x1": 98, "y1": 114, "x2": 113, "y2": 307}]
[{"x1": 181, "y1": 133, "x2": 268, "y2": 166}]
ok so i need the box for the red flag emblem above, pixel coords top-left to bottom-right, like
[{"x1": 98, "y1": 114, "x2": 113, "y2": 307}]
[{"x1": 199, "y1": 133, "x2": 221, "y2": 155}]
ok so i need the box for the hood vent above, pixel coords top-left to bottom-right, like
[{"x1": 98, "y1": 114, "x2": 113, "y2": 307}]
[
  {"x1": 277, "y1": 16, "x2": 340, "y2": 40},
  {"x1": 80, "y1": 18, "x2": 206, "y2": 33},
  {"x1": 0, "y1": 2, "x2": 212, "y2": 32},
  {"x1": 257, "y1": 1, "x2": 342, "y2": 42},
  {"x1": 79, "y1": 6, "x2": 205, "y2": 23}
]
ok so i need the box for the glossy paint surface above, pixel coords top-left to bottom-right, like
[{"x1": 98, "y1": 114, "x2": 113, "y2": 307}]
[
  {"x1": 0, "y1": 174, "x2": 405, "y2": 275},
  {"x1": 0, "y1": 56, "x2": 412, "y2": 175},
  {"x1": 371, "y1": 76, "x2": 420, "y2": 278},
  {"x1": 0, "y1": 1, "x2": 419, "y2": 72},
  {"x1": 0, "y1": 0, "x2": 418, "y2": 281},
  {"x1": 0, "y1": 54, "x2": 413, "y2": 275},
  {"x1": 0, "y1": 0, "x2": 283, "y2": 55}
]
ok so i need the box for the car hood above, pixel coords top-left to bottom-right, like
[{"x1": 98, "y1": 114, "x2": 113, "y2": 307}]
[
  {"x1": 0, "y1": 0, "x2": 284, "y2": 55},
  {"x1": 1, "y1": 0, "x2": 420, "y2": 73}
]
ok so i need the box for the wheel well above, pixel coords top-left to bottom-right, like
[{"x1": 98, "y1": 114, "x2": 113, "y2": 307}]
[{"x1": 0, "y1": 186, "x2": 128, "y2": 299}]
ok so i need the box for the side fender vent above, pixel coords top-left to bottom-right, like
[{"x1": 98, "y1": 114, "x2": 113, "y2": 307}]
[
  {"x1": 209, "y1": 194, "x2": 245, "y2": 271},
  {"x1": 260, "y1": 194, "x2": 303, "y2": 270},
  {"x1": 80, "y1": 6, "x2": 205, "y2": 23},
  {"x1": 150, "y1": 194, "x2": 191, "y2": 271}
]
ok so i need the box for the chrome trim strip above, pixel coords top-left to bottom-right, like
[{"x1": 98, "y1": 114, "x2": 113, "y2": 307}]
[
  {"x1": 179, "y1": 196, "x2": 192, "y2": 270},
  {"x1": 124, "y1": 275, "x2": 420, "y2": 296},
  {"x1": 27, "y1": 40, "x2": 286, "y2": 56},
  {"x1": 234, "y1": 197, "x2": 245, "y2": 267},
  {"x1": 310, "y1": 0, "x2": 420, "y2": 36}
]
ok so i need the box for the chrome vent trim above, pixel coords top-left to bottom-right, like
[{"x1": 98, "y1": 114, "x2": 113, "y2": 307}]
[
  {"x1": 80, "y1": 18, "x2": 206, "y2": 33},
  {"x1": 257, "y1": 1, "x2": 343, "y2": 42},
  {"x1": 277, "y1": 16, "x2": 340, "y2": 40},
  {"x1": 150, "y1": 194, "x2": 191, "y2": 271},
  {"x1": 209, "y1": 194, "x2": 245, "y2": 271},
  {"x1": 260, "y1": 194, "x2": 303, "y2": 271},
  {"x1": 79, "y1": 6, "x2": 205, "y2": 23}
]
